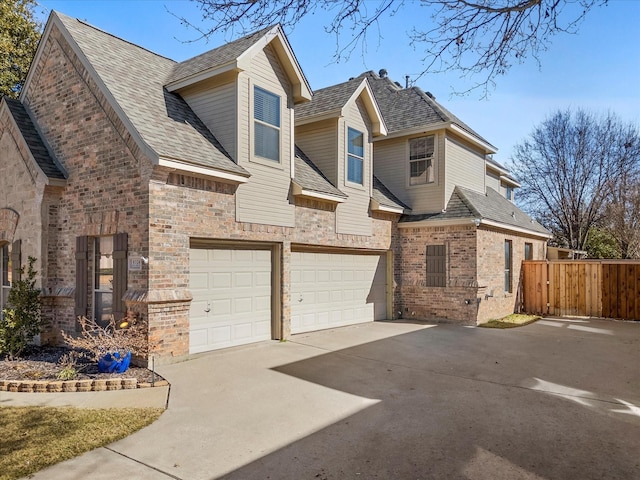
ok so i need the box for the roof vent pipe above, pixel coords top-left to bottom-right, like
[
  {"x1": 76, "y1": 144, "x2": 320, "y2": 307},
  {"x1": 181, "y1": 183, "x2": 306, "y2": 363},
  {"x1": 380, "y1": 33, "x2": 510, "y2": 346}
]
[{"x1": 405, "y1": 75, "x2": 410, "y2": 88}]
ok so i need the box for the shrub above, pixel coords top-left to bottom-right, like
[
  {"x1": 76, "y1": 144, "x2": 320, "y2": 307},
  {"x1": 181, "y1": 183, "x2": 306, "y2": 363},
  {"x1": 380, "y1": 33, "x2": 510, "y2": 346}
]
[
  {"x1": 61, "y1": 313, "x2": 148, "y2": 362},
  {"x1": 0, "y1": 257, "x2": 43, "y2": 359}
]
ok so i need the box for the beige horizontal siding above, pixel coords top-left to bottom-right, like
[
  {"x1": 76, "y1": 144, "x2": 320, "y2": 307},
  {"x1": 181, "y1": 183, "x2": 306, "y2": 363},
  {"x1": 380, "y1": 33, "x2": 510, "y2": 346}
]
[{"x1": 236, "y1": 44, "x2": 295, "y2": 226}]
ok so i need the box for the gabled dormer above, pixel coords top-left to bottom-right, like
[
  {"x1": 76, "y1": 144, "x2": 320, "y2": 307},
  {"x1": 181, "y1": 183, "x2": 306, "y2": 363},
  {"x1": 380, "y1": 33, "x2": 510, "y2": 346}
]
[
  {"x1": 295, "y1": 77, "x2": 387, "y2": 235},
  {"x1": 167, "y1": 25, "x2": 312, "y2": 226},
  {"x1": 361, "y1": 70, "x2": 499, "y2": 215},
  {"x1": 165, "y1": 25, "x2": 311, "y2": 164}
]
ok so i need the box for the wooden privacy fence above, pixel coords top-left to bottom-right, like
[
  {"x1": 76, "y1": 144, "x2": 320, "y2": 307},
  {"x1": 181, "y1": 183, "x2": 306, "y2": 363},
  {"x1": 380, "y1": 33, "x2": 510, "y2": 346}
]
[{"x1": 521, "y1": 260, "x2": 640, "y2": 320}]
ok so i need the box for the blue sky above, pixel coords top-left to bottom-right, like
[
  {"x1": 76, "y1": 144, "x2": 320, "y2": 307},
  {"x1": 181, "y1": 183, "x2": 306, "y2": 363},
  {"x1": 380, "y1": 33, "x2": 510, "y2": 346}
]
[{"x1": 36, "y1": 0, "x2": 640, "y2": 165}]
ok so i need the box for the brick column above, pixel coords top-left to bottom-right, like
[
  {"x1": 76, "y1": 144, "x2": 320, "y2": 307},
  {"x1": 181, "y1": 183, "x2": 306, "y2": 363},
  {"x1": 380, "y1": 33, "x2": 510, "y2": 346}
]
[{"x1": 280, "y1": 240, "x2": 291, "y2": 339}]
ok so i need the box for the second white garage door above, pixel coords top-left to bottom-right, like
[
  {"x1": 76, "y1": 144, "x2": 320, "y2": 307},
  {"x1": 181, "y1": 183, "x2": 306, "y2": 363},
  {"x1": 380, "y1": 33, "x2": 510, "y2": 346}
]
[
  {"x1": 291, "y1": 251, "x2": 387, "y2": 334},
  {"x1": 189, "y1": 247, "x2": 272, "y2": 354}
]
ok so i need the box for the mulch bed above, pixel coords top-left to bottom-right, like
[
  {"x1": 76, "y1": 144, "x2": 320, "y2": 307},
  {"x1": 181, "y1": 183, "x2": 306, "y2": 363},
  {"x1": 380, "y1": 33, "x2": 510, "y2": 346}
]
[{"x1": 0, "y1": 346, "x2": 165, "y2": 386}]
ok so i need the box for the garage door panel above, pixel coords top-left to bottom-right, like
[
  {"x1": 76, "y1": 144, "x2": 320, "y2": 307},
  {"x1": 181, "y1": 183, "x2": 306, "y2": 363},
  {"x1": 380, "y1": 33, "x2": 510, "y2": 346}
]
[
  {"x1": 255, "y1": 271, "x2": 271, "y2": 287},
  {"x1": 213, "y1": 272, "x2": 232, "y2": 288},
  {"x1": 189, "y1": 247, "x2": 272, "y2": 353},
  {"x1": 190, "y1": 272, "x2": 210, "y2": 291},
  {"x1": 291, "y1": 251, "x2": 387, "y2": 334}
]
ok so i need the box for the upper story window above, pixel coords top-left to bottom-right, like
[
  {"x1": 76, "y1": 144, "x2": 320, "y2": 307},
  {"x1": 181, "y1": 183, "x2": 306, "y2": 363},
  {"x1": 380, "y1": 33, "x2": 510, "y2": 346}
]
[
  {"x1": 347, "y1": 127, "x2": 364, "y2": 185},
  {"x1": 409, "y1": 135, "x2": 435, "y2": 185},
  {"x1": 506, "y1": 186, "x2": 514, "y2": 201},
  {"x1": 254, "y1": 86, "x2": 280, "y2": 162}
]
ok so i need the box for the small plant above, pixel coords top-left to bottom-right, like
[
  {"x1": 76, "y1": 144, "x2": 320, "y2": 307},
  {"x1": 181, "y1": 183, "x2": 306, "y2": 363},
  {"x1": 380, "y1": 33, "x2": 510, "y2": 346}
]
[
  {"x1": 57, "y1": 365, "x2": 78, "y2": 381},
  {"x1": 56, "y1": 351, "x2": 85, "y2": 380},
  {"x1": 61, "y1": 313, "x2": 148, "y2": 362},
  {"x1": 0, "y1": 257, "x2": 44, "y2": 359}
]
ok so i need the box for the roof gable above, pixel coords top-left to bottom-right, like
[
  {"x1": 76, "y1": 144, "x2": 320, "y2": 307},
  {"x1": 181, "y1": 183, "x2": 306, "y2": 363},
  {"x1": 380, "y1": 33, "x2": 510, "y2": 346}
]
[
  {"x1": 24, "y1": 11, "x2": 249, "y2": 180},
  {"x1": 1, "y1": 98, "x2": 66, "y2": 184},
  {"x1": 295, "y1": 77, "x2": 386, "y2": 136},
  {"x1": 165, "y1": 25, "x2": 312, "y2": 103}
]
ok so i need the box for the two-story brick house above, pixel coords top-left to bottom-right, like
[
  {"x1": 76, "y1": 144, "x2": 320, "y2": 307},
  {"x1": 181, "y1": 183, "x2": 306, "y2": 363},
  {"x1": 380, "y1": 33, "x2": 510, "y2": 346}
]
[{"x1": 0, "y1": 12, "x2": 548, "y2": 364}]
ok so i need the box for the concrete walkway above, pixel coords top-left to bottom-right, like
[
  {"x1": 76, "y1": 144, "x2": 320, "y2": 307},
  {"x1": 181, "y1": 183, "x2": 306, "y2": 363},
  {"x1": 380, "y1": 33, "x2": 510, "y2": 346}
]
[{"x1": 22, "y1": 318, "x2": 640, "y2": 480}]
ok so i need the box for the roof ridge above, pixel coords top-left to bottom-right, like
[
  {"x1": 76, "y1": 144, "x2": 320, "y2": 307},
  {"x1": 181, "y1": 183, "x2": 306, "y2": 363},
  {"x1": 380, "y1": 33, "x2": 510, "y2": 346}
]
[
  {"x1": 409, "y1": 86, "x2": 449, "y2": 123},
  {"x1": 56, "y1": 12, "x2": 177, "y2": 63}
]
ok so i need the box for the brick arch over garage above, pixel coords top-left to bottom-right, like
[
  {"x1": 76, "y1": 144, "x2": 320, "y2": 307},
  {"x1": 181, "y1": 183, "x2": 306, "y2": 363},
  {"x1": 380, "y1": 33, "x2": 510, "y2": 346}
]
[{"x1": 0, "y1": 208, "x2": 19, "y2": 244}]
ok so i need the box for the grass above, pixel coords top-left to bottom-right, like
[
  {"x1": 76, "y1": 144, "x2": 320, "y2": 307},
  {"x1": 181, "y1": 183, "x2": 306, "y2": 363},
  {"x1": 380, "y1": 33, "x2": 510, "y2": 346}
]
[
  {"x1": 479, "y1": 313, "x2": 541, "y2": 329},
  {"x1": 0, "y1": 406, "x2": 163, "y2": 480}
]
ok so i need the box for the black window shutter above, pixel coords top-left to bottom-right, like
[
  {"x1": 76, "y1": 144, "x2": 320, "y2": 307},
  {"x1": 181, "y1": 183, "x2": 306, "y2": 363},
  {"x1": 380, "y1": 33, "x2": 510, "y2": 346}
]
[
  {"x1": 112, "y1": 233, "x2": 128, "y2": 322},
  {"x1": 11, "y1": 239, "x2": 21, "y2": 283},
  {"x1": 75, "y1": 236, "x2": 88, "y2": 318}
]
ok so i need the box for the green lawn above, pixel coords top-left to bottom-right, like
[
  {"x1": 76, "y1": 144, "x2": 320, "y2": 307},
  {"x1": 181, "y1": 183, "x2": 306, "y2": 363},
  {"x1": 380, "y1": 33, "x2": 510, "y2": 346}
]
[
  {"x1": 0, "y1": 406, "x2": 163, "y2": 480},
  {"x1": 479, "y1": 313, "x2": 541, "y2": 329}
]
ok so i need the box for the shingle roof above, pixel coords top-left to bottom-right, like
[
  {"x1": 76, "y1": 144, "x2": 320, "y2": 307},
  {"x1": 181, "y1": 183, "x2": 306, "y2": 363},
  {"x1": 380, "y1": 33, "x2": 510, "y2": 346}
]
[
  {"x1": 55, "y1": 12, "x2": 248, "y2": 177},
  {"x1": 293, "y1": 146, "x2": 346, "y2": 198},
  {"x1": 357, "y1": 71, "x2": 495, "y2": 150},
  {"x1": 2, "y1": 97, "x2": 65, "y2": 180},
  {"x1": 372, "y1": 176, "x2": 410, "y2": 211},
  {"x1": 166, "y1": 26, "x2": 274, "y2": 86},
  {"x1": 401, "y1": 186, "x2": 550, "y2": 236},
  {"x1": 295, "y1": 77, "x2": 363, "y2": 120}
]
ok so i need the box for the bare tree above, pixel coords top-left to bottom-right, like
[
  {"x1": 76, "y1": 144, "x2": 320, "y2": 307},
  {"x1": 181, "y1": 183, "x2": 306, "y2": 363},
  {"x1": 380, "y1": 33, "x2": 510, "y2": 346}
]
[
  {"x1": 604, "y1": 148, "x2": 640, "y2": 258},
  {"x1": 510, "y1": 109, "x2": 640, "y2": 254},
  {"x1": 179, "y1": 0, "x2": 607, "y2": 96}
]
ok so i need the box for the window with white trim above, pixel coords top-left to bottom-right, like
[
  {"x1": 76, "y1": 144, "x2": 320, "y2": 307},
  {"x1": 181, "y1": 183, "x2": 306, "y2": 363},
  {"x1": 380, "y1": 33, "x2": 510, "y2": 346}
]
[
  {"x1": 347, "y1": 127, "x2": 364, "y2": 184},
  {"x1": 409, "y1": 136, "x2": 435, "y2": 185},
  {"x1": 506, "y1": 186, "x2": 514, "y2": 201},
  {"x1": 254, "y1": 86, "x2": 280, "y2": 162}
]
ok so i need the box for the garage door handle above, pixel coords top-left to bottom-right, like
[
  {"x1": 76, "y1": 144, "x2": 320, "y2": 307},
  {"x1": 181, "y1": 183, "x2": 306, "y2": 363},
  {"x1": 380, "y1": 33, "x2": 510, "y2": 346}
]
[{"x1": 204, "y1": 302, "x2": 211, "y2": 313}]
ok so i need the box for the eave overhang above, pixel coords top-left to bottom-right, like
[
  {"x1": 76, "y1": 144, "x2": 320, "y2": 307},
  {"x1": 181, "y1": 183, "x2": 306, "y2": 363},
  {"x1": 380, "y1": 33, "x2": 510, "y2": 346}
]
[
  {"x1": 370, "y1": 198, "x2": 404, "y2": 214},
  {"x1": 291, "y1": 181, "x2": 347, "y2": 203},
  {"x1": 158, "y1": 157, "x2": 250, "y2": 184}
]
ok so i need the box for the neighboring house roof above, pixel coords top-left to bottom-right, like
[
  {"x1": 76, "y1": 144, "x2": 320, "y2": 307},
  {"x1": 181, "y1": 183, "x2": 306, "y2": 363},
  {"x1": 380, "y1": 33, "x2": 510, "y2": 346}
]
[
  {"x1": 293, "y1": 146, "x2": 346, "y2": 200},
  {"x1": 401, "y1": 186, "x2": 550, "y2": 237},
  {"x1": 1, "y1": 97, "x2": 66, "y2": 181},
  {"x1": 357, "y1": 71, "x2": 496, "y2": 153},
  {"x1": 372, "y1": 176, "x2": 411, "y2": 213},
  {"x1": 25, "y1": 12, "x2": 250, "y2": 180},
  {"x1": 165, "y1": 24, "x2": 312, "y2": 104},
  {"x1": 295, "y1": 77, "x2": 386, "y2": 136}
]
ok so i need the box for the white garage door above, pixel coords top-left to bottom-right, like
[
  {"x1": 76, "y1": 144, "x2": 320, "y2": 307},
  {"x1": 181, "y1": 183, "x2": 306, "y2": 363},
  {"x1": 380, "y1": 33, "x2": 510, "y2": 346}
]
[
  {"x1": 189, "y1": 247, "x2": 272, "y2": 354},
  {"x1": 291, "y1": 251, "x2": 387, "y2": 334}
]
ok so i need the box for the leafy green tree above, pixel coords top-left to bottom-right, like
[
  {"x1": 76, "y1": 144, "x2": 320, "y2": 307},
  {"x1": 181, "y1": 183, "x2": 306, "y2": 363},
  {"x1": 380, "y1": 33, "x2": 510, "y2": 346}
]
[
  {"x1": 0, "y1": 256, "x2": 43, "y2": 358},
  {"x1": 584, "y1": 227, "x2": 621, "y2": 259},
  {"x1": 0, "y1": 0, "x2": 42, "y2": 98}
]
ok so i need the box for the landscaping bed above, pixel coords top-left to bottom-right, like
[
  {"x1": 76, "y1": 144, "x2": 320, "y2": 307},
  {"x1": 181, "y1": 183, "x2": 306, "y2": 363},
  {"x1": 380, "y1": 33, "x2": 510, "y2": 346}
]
[{"x1": 0, "y1": 346, "x2": 167, "y2": 391}]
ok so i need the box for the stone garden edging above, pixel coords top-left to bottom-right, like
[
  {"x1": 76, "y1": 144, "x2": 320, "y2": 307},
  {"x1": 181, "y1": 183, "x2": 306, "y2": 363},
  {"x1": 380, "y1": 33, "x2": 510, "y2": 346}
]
[{"x1": 0, "y1": 377, "x2": 169, "y2": 393}]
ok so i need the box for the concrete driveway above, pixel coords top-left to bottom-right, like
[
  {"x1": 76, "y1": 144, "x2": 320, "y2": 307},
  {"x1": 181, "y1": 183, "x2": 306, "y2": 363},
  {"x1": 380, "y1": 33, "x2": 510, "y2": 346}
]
[{"x1": 28, "y1": 318, "x2": 639, "y2": 480}]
